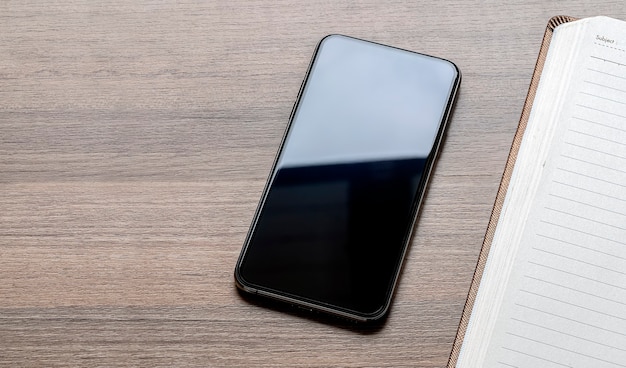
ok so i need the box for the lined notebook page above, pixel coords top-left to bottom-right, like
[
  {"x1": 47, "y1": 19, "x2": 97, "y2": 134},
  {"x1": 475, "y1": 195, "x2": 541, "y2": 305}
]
[{"x1": 458, "y1": 17, "x2": 626, "y2": 367}]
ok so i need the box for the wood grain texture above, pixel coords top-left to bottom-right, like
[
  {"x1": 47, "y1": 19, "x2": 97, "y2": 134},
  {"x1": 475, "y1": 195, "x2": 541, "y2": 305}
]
[{"x1": 2, "y1": 1, "x2": 625, "y2": 367}]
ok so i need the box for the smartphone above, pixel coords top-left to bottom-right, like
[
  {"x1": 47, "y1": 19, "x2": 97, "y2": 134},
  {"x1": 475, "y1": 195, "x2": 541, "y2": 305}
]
[{"x1": 234, "y1": 35, "x2": 460, "y2": 322}]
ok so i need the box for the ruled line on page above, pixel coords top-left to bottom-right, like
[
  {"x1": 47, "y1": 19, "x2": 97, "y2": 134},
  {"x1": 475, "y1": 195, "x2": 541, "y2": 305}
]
[
  {"x1": 536, "y1": 233, "x2": 626, "y2": 261},
  {"x1": 510, "y1": 317, "x2": 626, "y2": 353},
  {"x1": 571, "y1": 116, "x2": 626, "y2": 132},
  {"x1": 497, "y1": 362, "x2": 519, "y2": 368},
  {"x1": 539, "y1": 219, "x2": 626, "y2": 245},
  {"x1": 518, "y1": 289, "x2": 626, "y2": 322},
  {"x1": 547, "y1": 192, "x2": 626, "y2": 216},
  {"x1": 505, "y1": 332, "x2": 626, "y2": 367},
  {"x1": 544, "y1": 206, "x2": 626, "y2": 230},
  {"x1": 552, "y1": 180, "x2": 626, "y2": 202},
  {"x1": 515, "y1": 303, "x2": 626, "y2": 338},
  {"x1": 564, "y1": 141, "x2": 626, "y2": 160},
  {"x1": 524, "y1": 275, "x2": 626, "y2": 307},
  {"x1": 584, "y1": 80, "x2": 626, "y2": 93},
  {"x1": 568, "y1": 127, "x2": 626, "y2": 147},
  {"x1": 587, "y1": 68, "x2": 626, "y2": 80},
  {"x1": 532, "y1": 247, "x2": 626, "y2": 276},
  {"x1": 580, "y1": 91, "x2": 626, "y2": 105},
  {"x1": 590, "y1": 55, "x2": 626, "y2": 67},
  {"x1": 552, "y1": 169, "x2": 626, "y2": 190},
  {"x1": 527, "y1": 261, "x2": 626, "y2": 292},
  {"x1": 560, "y1": 154, "x2": 626, "y2": 174},
  {"x1": 575, "y1": 103, "x2": 626, "y2": 119},
  {"x1": 500, "y1": 347, "x2": 573, "y2": 368}
]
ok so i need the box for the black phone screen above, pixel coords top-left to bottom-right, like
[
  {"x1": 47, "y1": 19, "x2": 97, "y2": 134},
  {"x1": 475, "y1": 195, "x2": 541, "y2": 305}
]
[{"x1": 235, "y1": 35, "x2": 459, "y2": 321}]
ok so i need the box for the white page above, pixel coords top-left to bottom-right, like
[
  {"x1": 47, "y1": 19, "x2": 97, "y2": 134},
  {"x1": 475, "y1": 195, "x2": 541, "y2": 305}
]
[{"x1": 458, "y1": 16, "x2": 626, "y2": 367}]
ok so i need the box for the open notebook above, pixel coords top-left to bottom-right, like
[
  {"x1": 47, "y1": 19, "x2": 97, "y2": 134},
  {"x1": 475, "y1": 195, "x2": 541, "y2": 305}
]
[{"x1": 448, "y1": 16, "x2": 626, "y2": 367}]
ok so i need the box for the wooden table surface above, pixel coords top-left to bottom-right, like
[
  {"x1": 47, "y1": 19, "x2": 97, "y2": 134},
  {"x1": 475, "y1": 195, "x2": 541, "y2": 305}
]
[{"x1": 2, "y1": 1, "x2": 625, "y2": 367}]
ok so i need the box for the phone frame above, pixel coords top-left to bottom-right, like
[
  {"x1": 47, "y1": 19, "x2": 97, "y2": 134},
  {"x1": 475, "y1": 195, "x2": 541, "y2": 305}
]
[{"x1": 234, "y1": 34, "x2": 461, "y2": 323}]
